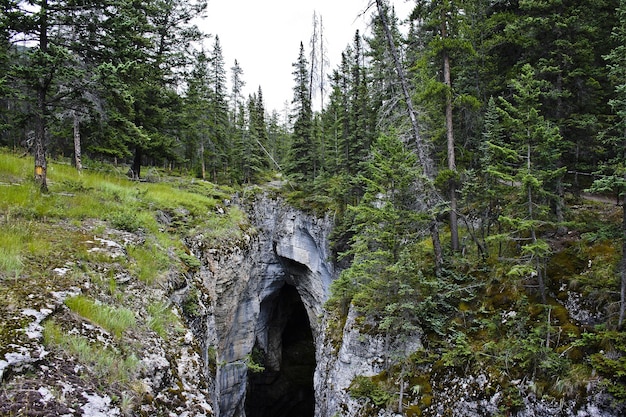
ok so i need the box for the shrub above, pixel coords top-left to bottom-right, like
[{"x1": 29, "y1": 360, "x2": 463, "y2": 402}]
[{"x1": 349, "y1": 375, "x2": 392, "y2": 407}]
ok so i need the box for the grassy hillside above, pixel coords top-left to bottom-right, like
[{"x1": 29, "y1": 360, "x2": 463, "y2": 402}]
[{"x1": 0, "y1": 151, "x2": 248, "y2": 415}]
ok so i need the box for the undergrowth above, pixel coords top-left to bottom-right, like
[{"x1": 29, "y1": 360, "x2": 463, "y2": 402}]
[
  {"x1": 0, "y1": 150, "x2": 245, "y2": 414},
  {"x1": 333, "y1": 199, "x2": 626, "y2": 414}
]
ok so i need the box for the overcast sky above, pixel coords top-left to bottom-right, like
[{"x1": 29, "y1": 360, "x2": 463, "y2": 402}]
[{"x1": 197, "y1": 0, "x2": 414, "y2": 113}]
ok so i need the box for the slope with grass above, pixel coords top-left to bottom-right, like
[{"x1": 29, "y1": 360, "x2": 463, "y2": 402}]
[{"x1": 0, "y1": 151, "x2": 249, "y2": 416}]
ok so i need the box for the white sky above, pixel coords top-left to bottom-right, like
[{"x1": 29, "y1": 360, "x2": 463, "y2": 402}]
[{"x1": 197, "y1": 0, "x2": 414, "y2": 113}]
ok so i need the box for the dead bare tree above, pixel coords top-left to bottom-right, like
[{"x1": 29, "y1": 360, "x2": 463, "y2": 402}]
[{"x1": 370, "y1": 0, "x2": 444, "y2": 273}]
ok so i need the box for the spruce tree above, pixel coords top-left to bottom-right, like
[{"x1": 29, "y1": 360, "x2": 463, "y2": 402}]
[
  {"x1": 287, "y1": 42, "x2": 313, "y2": 182},
  {"x1": 207, "y1": 36, "x2": 230, "y2": 180},
  {"x1": 330, "y1": 132, "x2": 435, "y2": 355},
  {"x1": 591, "y1": 0, "x2": 626, "y2": 327},
  {"x1": 496, "y1": 64, "x2": 565, "y2": 303}
]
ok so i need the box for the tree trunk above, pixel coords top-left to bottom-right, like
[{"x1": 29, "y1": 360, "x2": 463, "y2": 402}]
[
  {"x1": 132, "y1": 147, "x2": 142, "y2": 179},
  {"x1": 200, "y1": 140, "x2": 206, "y2": 180},
  {"x1": 375, "y1": 0, "x2": 442, "y2": 273},
  {"x1": 375, "y1": 0, "x2": 434, "y2": 179},
  {"x1": 528, "y1": 143, "x2": 547, "y2": 304},
  {"x1": 34, "y1": 0, "x2": 49, "y2": 193},
  {"x1": 442, "y1": 23, "x2": 459, "y2": 252},
  {"x1": 617, "y1": 180, "x2": 626, "y2": 330},
  {"x1": 73, "y1": 110, "x2": 82, "y2": 172},
  {"x1": 34, "y1": 91, "x2": 48, "y2": 192}
]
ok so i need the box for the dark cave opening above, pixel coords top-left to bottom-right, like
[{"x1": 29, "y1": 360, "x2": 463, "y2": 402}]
[{"x1": 245, "y1": 284, "x2": 316, "y2": 417}]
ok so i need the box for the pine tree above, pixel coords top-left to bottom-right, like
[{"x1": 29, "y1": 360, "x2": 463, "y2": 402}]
[
  {"x1": 207, "y1": 35, "x2": 230, "y2": 181},
  {"x1": 591, "y1": 0, "x2": 626, "y2": 327},
  {"x1": 496, "y1": 64, "x2": 565, "y2": 303},
  {"x1": 330, "y1": 132, "x2": 429, "y2": 355},
  {"x1": 287, "y1": 42, "x2": 314, "y2": 182},
  {"x1": 240, "y1": 92, "x2": 267, "y2": 183},
  {"x1": 184, "y1": 49, "x2": 212, "y2": 179},
  {"x1": 375, "y1": 0, "x2": 443, "y2": 272}
]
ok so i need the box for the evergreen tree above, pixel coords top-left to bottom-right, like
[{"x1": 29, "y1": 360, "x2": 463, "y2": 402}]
[
  {"x1": 207, "y1": 35, "x2": 230, "y2": 180},
  {"x1": 330, "y1": 132, "x2": 437, "y2": 354},
  {"x1": 287, "y1": 42, "x2": 313, "y2": 182},
  {"x1": 346, "y1": 30, "x2": 375, "y2": 177},
  {"x1": 375, "y1": 0, "x2": 444, "y2": 272},
  {"x1": 266, "y1": 110, "x2": 289, "y2": 172},
  {"x1": 489, "y1": 0, "x2": 617, "y2": 185},
  {"x1": 8, "y1": 0, "x2": 84, "y2": 190},
  {"x1": 322, "y1": 54, "x2": 351, "y2": 177},
  {"x1": 591, "y1": 0, "x2": 626, "y2": 327},
  {"x1": 410, "y1": 0, "x2": 479, "y2": 252},
  {"x1": 184, "y1": 49, "x2": 212, "y2": 179},
  {"x1": 496, "y1": 64, "x2": 565, "y2": 303},
  {"x1": 230, "y1": 59, "x2": 245, "y2": 120},
  {"x1": 240, "y1": 92, "x2": 266, "y2": 183}
]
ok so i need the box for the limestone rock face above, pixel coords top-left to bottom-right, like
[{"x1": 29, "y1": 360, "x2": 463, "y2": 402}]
[{"x1": 184, "y1": 195, "x2": 335, "y2": 417}]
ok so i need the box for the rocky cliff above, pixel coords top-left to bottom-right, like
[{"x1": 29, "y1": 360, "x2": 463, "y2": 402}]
[
  {"x1": 2, "y1": 191, "x2": 625, "y2": 417},
  {"x1": 180, "y1": 193, "x2": 335, "y2": 417},
  {"x1": 181, "y1": 193, "x2": 624, "y2": 417}
]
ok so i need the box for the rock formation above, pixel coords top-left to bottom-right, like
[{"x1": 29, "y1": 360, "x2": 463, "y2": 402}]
[{"x1": 182, "y1": 194, "x2": 335, "y2": 417}]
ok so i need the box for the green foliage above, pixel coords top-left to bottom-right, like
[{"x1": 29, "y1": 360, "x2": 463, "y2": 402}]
[
  {"x1": 65, "y1": 295, "x2": 136, "y2": 338},
  {"x1": 244, "y1": 348, "x2": 266, "y2": 373},
  {"x1": 582, "y1": 330, "x2": 626, "y2": 401},
  {"x1": 182, "y1": 284, "x2": 202, "y2": 318},
  {"x1": 348, "y1": 375, "x2": 392, "y2": 407},
  {"x1": 109, "y1": 210, "x2": 143, "y2": 232}
]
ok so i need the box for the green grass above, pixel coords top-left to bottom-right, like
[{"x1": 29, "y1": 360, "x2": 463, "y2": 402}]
[
  {"x1": 127, "y1": 243, "x2": 170, "y2": 285},
  {"x1": 65, "y1": 295, "x2": 136, "y2": 338},
  {"x1": 147, "y1": 301, "x2": 183, "y2": 339},
  {"x1": 1, "y1": 153, "x2": 243, "y2": 241},
  {"x1": 43, "y1": 320, "x2": 140, "y2": 387},
  {"x1": 0, "y1": 224, "x2": 28, "y2": 278}
]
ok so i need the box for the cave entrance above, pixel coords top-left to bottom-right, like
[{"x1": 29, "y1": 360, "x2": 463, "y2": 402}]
[{"x1": 245, "y1": 284, "x2": 315, "y2": 417}]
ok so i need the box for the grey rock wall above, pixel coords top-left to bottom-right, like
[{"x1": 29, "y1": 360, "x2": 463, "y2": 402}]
[{"x1": 183, "y1": 194, "x2": 335, "y2": 417}]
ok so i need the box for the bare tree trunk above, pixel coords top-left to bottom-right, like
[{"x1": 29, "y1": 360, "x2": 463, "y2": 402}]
[
  {"x1": 34, "y1": 0, "x2": 49, "y2": 192},
  {"x1": 309, "y1": 11, "x2": 318, "y2": 104},
  {"x1": 375, "y1": 0, "x2": 433, "y2": 179},
  {"x1": 443, "y1": 32, "x2": 459, "y2": 252},
  {"x1": 319, "y1": 15, "x2": 326, "y2": 110},
  {"x1": 132, "y1": 147, "x2": 142, "y2": 180},
  {"x1": 73, "y1": 110, "x2": 82, "y2": 172},
  {"x1": 200, "y1": 140, "x2": 206, "y2": 180},
  {"x1": 375, "y1": 0, "x2": 442, "y2": 273},
  {"x1": 617, "y1": 182, "x2": 626, "y2": 330}
]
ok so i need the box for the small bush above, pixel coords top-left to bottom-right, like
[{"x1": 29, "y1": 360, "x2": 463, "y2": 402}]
[
  {"x1": 109, "y1": 210, "x2": 143, "y2": 232},
  {"x1": 349, "y1": 375, "x2": 392, "y2": 407},
  {"x1": 182, "y1": 285, "x2": 202, "y2": 318}
]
